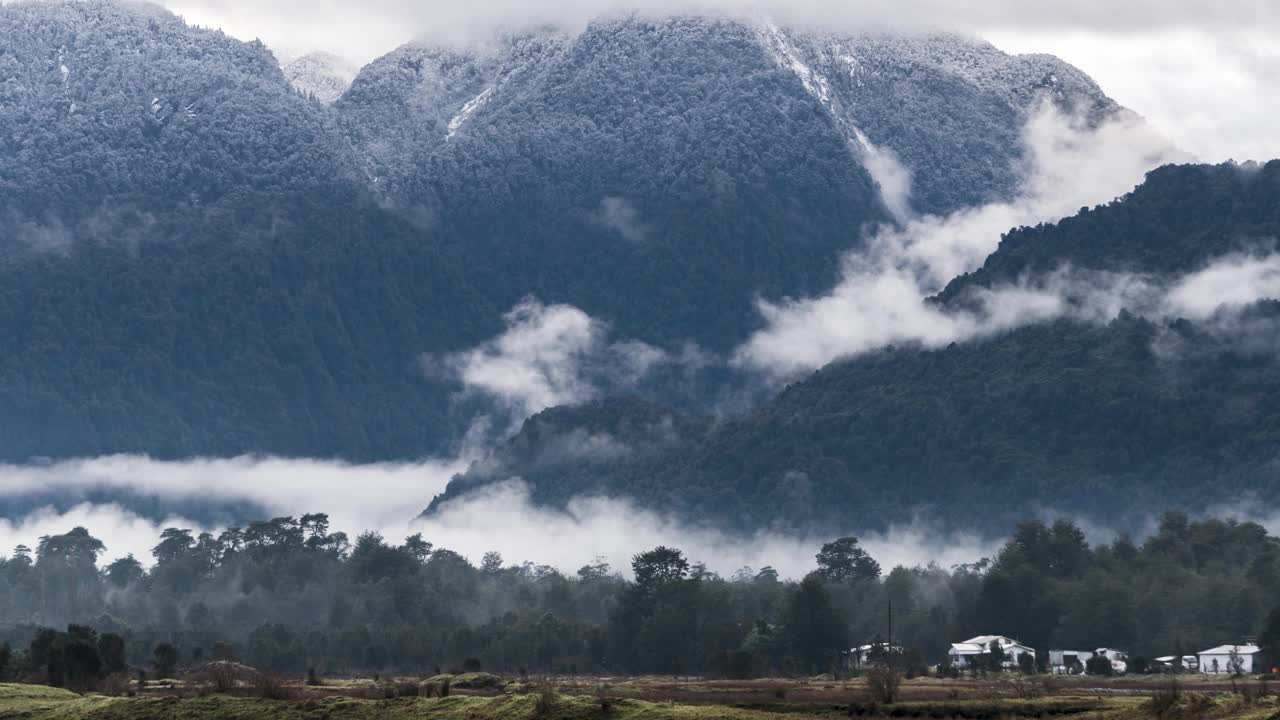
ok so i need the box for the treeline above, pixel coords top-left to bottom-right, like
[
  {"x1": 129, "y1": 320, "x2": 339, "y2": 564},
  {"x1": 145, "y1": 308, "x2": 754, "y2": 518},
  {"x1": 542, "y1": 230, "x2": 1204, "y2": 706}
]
[{"x1": 3, "y1": 512, "x2": 1280, "y2": 682}]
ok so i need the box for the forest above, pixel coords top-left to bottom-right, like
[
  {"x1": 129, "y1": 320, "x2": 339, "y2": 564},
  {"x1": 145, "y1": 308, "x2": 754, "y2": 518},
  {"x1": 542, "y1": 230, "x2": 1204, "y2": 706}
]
[
  {"x1": 432, "y1": 305, "x2": 1280, "y2": 533},
  {"x1": 0, "y1": 1, "x2": 1124, "y2": 469},
  {"x1": 2, "y1": 512, "x2": 1279, "y2": 687},
  {"x1": 430, "y1": 161, "x2": 1280, "y2": 532}
]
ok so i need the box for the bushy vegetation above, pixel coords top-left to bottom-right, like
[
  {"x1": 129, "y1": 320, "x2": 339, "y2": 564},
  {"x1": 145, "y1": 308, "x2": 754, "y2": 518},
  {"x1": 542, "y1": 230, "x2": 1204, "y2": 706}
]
[{"x1": 1, "y1": 514, "x2": 1278, "y2": 680}]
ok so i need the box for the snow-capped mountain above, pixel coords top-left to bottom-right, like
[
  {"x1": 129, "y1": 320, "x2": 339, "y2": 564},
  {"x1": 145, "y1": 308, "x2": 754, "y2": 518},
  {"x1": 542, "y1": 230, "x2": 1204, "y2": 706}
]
[
  {"x1": 0, "y1": 3, "x2": 1145, "y2": 466},
  {"x1": 336, "y1": 18, "x2": 1120, "y2": 217},
  {"x1": 282, "y1": 51, "x2": 358, "y2": 104}
]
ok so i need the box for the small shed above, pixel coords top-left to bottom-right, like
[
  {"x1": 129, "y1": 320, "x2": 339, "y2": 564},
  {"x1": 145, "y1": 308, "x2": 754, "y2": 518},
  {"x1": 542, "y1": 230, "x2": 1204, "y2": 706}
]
[{"x1": 1048, "y1": 649, "x2": 1091, "y2": 674}]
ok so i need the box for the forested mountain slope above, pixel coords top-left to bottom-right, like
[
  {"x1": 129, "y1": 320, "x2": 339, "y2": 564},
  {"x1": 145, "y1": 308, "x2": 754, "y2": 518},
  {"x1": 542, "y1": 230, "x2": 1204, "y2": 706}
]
[
  {"x1": 937, "y1": 161, "x2": 1280, "y2": 304},
  {"x1": 430, "y1": 164, "x2": 1280, "y2": 532},
  {"x1": 0, "y1": 1, "x2": 360, "y2": 242},
  {"x1": 435, "y1": 310, "x2": 1280, "y2": 533},
  {"x1": 0, "y1": 2, "x2": 1122, "y2": 461}
]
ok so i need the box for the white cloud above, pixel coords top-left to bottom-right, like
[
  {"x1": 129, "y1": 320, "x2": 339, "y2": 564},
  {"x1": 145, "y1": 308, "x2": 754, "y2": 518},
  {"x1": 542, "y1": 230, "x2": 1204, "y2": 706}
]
[
  {"x1": 734, "y1": 104, "x2": 1184, "y2": 375},
  {"x1": 0, "y1": 503, "x2": 206, "y2": 566},
  {"x1": 432, "y1": 298, "x2": 669, "y2": 423},
  {"x1": 151, "y1": 0, "x2": 1279, "y2": 65},
  {"x1": 595, "y1": 196, "x2": 647, "y2": 244},
  {"x1": 0, "y1": 455, "x2": 466, "y2": 559},
  {"x1": 986, "y1": 29, "x2": 1280, "y2": 163},
  {"x1": 0, "y1": 463, "x2": 1000, "y2": 577},
  {"x1": 1162, "y1": 254, "x2": 1280, "y2": 319},
  {"x1": 411, "y1": 480, "x2": 1000, "y2": 578}
]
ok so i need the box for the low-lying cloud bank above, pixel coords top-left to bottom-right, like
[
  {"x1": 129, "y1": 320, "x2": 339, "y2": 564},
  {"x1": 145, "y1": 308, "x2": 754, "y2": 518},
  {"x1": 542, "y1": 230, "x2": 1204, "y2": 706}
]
[
  {"x1": 6, "y1": 466, "x2": 1278, "y2": 581},
  {"x1": 410, "y1": 480, "x2": 1001, "y2": 577},
  {"x1": 0, "y1": 459, "x2": 999, "y2": 578},
  {"x1": 0, "y1": 455, "x2": 464, "y2": 546}
]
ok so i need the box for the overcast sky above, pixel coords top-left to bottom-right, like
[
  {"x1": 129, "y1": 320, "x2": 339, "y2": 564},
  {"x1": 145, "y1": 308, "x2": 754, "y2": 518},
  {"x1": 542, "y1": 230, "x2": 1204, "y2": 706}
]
[{"x1": 153, "y1": 0, "x2": 1278, "y2": 162}]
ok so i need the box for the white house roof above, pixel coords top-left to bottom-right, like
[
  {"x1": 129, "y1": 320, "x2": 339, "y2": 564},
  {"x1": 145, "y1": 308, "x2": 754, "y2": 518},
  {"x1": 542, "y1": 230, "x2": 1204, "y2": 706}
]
[
  {"x1": 1198, "y1": 645, "x2": 1261, "y2": 656},
  {"x1": 963, "y1": 635, "x2": 1013, "y2": 645},
  {"x1": 951, "y1": 636, "x2": 1034, "y2": 655}
]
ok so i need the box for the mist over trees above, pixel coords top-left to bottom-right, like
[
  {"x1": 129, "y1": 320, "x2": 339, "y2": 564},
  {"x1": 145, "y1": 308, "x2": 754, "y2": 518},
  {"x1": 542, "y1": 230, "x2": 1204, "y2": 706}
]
[
  {"x1": 2, "y1": 513, "x2": 1277, "y2": 681},
  {"x1": 431, "y1": 161, "x2": 1280, "y2": 533}
]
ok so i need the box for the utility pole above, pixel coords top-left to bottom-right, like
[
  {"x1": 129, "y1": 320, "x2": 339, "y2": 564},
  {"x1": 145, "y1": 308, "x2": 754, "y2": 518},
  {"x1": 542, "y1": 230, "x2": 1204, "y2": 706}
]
[{"x1": 888, "y1": 599, "x2": 894, "y2": 672}]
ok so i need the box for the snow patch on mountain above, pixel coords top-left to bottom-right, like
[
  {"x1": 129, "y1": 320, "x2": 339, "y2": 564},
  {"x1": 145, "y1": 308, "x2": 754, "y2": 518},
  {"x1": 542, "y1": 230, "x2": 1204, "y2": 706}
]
[
  {"x1": 447, "y1": 86, "x2": 494, "y2": 139},
  {"x1": 757, "y1": 25, "x2": 912, "y2": 220},
  {"x1": 759, "y1": 24, "x2": 830, "y2": 103},
  {"x1": 752, "y1": 26, "x2": 1121, "y2": 217},
  {"x1": 283, "y1": 51, "x2": 358, "y2": 104}
]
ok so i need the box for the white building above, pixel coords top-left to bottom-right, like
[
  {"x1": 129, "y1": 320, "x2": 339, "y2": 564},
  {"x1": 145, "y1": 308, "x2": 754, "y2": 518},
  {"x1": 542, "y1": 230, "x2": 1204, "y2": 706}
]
[
  {"x1": 1198, "y1": 644, "x2": 1263, "y2": 675},
  {"x1": 846, "y1": 643, "x2": 903, "y2": 669},
  {"x1": 1048, "y1": 648, "x2": 1127, "y2": 674},
  {"x1": 949, "y1": 635, "x2": 1036, "y2": 670},
  {"x1": 1047, "y1": 649, "x2": 1091, "y2": 673}
]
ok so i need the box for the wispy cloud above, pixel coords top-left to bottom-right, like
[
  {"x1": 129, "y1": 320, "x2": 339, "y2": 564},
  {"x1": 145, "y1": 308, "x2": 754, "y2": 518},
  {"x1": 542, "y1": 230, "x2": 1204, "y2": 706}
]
[
  {"x1": 1162, "y1": 253, "x2": 1280, "y2": 319},
  {"x1": 734, "y1": 104, "x2": 1184, "y2": 376},
  {"x1": 427, "y1": 298, "x2": 669, "y2": 425}
]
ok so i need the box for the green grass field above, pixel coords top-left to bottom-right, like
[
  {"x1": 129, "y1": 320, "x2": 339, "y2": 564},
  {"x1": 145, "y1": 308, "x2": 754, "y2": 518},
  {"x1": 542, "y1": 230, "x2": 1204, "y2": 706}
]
[{"x1": 3, "y1": 680, "x2": 1280, "y2": 720}]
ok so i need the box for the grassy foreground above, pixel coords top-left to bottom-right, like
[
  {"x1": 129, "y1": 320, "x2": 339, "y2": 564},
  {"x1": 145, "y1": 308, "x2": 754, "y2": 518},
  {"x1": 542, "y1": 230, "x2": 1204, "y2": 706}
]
[
  {"x1": 3, "y1": 682, "x2": 1280, "y2": 720},
  {"x1": 1, "y1": 687, "x2": 805, "y2": 720}
]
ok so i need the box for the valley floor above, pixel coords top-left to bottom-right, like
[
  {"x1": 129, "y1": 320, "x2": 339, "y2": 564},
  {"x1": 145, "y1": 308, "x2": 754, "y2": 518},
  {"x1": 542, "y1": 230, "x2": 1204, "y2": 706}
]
[{"x1": 4, "y1": 676, "x2": 1280, "y2": 720}]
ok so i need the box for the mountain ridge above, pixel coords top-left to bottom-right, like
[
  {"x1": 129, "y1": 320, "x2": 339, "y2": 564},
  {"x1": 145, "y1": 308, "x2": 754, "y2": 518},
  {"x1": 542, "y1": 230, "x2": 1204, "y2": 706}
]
[
  {"x1": 0, "y1": 0, "x2": 1147, "y2": 478},
  {"x1": 427, "y1": 161, "x2": 1280, "y2": 533}
]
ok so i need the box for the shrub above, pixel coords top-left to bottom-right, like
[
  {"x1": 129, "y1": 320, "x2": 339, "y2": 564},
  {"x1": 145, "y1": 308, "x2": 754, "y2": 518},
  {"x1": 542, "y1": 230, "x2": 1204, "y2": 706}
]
[
  {"x1": 1147, "y1": 678, "x2": 1181, "y2": 720},
  {"x1": 462, "y1": 657, "x2": 483, "y2": 672},
  {"x1": 865, "y1": 665, "x2": 901, "y2": 704},
  {"x1": 534, "y1": 683, "x2": 557, "y2": 717},
  {"x1": 595, "y1": 684, "x2": 616, "y2": 713},
  {"x1": 397, "y1": 682, "x2": 419, "y2": 697},
  {"x1": 253, "y1": 672, "x2": 297, "y2": 700},
  {"x1": 100, "y1": 673, "x2": 131, "y2": 697},
  {"x1": 152, "y1": 643, "x2": 179, "y2": 679},
  {"x1": 1086, "y1": 654, "x2": 1113, "y2": 676},
  {"x1": 205, "y1": 662, "x2": 240, "y2": 693}
]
